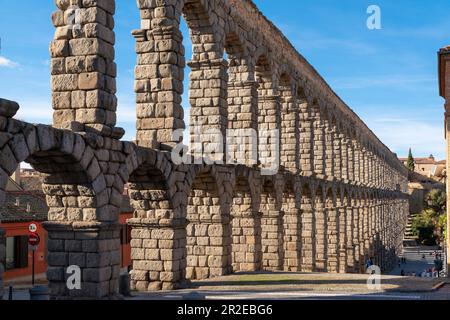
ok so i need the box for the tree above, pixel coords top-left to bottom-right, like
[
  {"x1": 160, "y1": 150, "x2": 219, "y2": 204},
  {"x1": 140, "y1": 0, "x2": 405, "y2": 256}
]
[
  {"x1": 413, "y1": 189, "x2": 447, "y2": 246},
  {"x1": 427, "y1": 189, "x2": 446, "y2": 214},
  {"x1": 407, "y1": 148, "x2": 415, "y2": 172},
  {"x1": 411, "y1": 209, "x2": 436, "y2": 246}
]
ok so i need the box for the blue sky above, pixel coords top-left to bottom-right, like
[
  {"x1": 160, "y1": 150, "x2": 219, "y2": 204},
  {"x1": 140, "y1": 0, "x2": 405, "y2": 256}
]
[{"x1": 0, "y1": 0, "x2": 448, "y2": 159}]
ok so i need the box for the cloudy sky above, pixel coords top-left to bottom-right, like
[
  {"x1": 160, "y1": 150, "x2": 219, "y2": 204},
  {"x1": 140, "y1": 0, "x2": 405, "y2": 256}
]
[{"x1": 0, "y1": 0, "x2": 448, "y2": 159}]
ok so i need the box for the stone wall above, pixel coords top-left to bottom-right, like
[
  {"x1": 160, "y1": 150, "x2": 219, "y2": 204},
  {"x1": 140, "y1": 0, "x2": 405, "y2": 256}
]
[
  {"x1": 0, "y1": 0, "x2": 411, "y2": 299},
  {"x1": 0, "y1": 227, "x2": 5, "y2": 300}
]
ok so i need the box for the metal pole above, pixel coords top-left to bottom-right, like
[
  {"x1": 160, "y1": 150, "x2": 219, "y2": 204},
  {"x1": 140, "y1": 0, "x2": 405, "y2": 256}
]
[
  {"x1": 8, "y1": 286, "x2": 13, "y2": 300},
  {"x1": 32, "y1": 249, "x2": 35, "y2": 286}
]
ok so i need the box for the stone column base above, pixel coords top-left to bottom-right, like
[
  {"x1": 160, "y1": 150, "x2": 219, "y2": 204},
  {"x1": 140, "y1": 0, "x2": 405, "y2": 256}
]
[
  {"x1": 43, "y1": 221, "x2": 121, "y2": 300},
  {"x1": 0, "y1": 228, "x2": 5, "y2": 300},
  {"x1": 283, "y1": 210, "x2": 301, "y2": 272},
  {"x1": 261, "y1": 212, "x2": 284, "y2": 271},
  {"x1": 231, "y1": 212, "x2": 262, "y2": 273},
  {"x1": 128, "y1": 218, "x2": 187, "y2": 291}
]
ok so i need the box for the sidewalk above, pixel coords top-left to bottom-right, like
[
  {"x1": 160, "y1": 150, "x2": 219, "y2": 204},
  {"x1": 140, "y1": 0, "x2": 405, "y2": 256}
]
[{"x1": 2, "y1": 273, "x2": 47, "y2": 300}]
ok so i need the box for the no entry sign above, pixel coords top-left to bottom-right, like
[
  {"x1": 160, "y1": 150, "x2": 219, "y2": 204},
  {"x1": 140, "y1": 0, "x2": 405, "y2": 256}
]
[{"x1": 28, "y1": 232, "x2": 40, "y2": 247}]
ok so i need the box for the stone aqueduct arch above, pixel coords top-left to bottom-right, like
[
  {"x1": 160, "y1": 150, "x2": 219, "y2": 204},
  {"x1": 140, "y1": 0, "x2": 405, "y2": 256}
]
[{"x1": 0, "y1": 0, "x2": 409, "y2": 299}]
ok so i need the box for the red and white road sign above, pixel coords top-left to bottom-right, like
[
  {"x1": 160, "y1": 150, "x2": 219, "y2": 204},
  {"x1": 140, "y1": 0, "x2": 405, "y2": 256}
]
[
  {"x1": 28, "y1": 232, "x2": 40, "y2": 247},
  {"x1": 28, "y1": 223, "x2": 38, "y2": 233}
]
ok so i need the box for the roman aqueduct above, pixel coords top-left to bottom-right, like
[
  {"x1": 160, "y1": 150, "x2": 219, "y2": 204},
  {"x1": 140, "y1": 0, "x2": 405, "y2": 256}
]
[{"x1": 0, "y1": 0, "x2": 409, "y2": 299}]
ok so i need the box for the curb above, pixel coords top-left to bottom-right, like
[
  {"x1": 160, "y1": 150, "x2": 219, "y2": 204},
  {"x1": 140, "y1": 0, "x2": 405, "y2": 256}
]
[{"x1": 432, "y1": 282, "x2": 446, "y2": 291}]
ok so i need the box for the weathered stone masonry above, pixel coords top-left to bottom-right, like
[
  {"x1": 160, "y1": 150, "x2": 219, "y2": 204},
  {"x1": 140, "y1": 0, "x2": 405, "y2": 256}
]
[{"x1": 0, "y1": 0, "x2": 409, "y2": 299}]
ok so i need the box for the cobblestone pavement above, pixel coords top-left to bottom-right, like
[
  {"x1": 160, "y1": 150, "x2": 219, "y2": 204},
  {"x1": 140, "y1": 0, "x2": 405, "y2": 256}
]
[
  {"x1": 127, "y1": 271, "x2": 448, "y2": 301},
  {"x1": 4, "y1": 271, "x2": 449, "y2": 301}
]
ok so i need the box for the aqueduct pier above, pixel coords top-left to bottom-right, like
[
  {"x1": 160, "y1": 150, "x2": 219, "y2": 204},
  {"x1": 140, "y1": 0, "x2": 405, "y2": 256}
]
[{"x1": 0, "y1": 0, "x2": 409, "y2": 299}]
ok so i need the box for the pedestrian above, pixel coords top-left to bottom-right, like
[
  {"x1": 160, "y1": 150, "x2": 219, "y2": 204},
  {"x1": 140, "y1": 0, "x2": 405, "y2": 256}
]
[{"x1": 400, "y1": 269, "x2": 405, "y2": 276}]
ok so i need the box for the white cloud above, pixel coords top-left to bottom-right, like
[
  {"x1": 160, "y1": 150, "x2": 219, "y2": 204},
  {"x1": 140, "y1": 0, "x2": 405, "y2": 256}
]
[
  {"x1": 116, "y1": 107, "x2": 136, "y2": 122},
  {"x1": 0, "y1": 55, "x2": 19, "y2": 68},
  {"x1": 365, "y1": 117, "x2": 445, "y2": 160},
  {"x1": 14, "y1": 100, "x2": 53, "y2": 123}
]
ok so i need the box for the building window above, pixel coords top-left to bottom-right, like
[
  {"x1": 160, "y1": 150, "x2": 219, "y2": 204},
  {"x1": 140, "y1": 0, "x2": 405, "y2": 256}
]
[{"x1": 6, "y1": 236, "x2": 29, "y2": 270}]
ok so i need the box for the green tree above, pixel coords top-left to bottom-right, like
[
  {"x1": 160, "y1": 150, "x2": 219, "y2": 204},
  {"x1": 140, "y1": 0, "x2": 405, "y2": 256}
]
[
  {"x1": 413, "y1": 190, "x2": 447, "y2": 246},
  {"x1": 427, "y1": 189, "x2": 446, "y2": 214},
  {"x1": 411, "y1": 209, "x2": 436, "y2": 245},
  {"x1": 407, "y1": 148, "x2": 415, "y2": 172},
  {"x1": 437, "y1": 214, "x2": 447, "y2": 242}
]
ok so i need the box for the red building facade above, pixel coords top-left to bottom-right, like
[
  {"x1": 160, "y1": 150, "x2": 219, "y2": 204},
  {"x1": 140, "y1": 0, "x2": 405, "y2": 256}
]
[{"x1": 0, "y1": 190, "x2": 133, "y2": 282}]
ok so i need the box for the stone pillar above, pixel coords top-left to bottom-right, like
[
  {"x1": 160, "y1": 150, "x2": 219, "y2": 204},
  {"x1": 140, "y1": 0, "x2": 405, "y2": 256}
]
[
  {"x1": 314, "y1": 192, "x2": 327, "y2": 271},
  {"x1": 301, "y1": 190, "x2": 315, "y2": 271},
  {"x1": 44, "y1": 220, "x2": 121, "y2": 299},
  {"x1": 359, "y1": 198, "x2": 370, "y2": 272},
  {"x1": 333, "y1": 128, "x2": 342, "y2": 180},
  {"x1": 227, "y1": 80, "x2": 259, "y2": 167},
  {"x1": 345, "y1": 199, "x2": 355, "y2": 272},
  {"x1": 51, "y1": 0, "x2": 121, "y2": 137},
  {"x1": 353, "y1": 142, "x2": 361, "y2": 184},
  {"x1": 353, "y1": 199, "x2": 364, "y2": 273},
  {"x1": 0, "y1": 136, "x2": 9, "y2": 299},
  {"x1": 340, "y1": 135, "x2": 349, "y2": 181},
  {"x1": 370, "y1": 155, "x2": 376, "y2": 187},
  {"x1": 133, "y1": 1, "x2": 188, "y2": 149},
  {"x1": 338, "y1": 203, "x2": 348, "y2": 273},
  {"x1": 361, "y1": 148, "x2": 368, "y2": 186},
  {"x1": 283, "y1": 208, "x2": 301, "y2": 271},
  {"x1": 347, "y1": 139, "x2": 355, "y2": 182},
  {"x1": 186, "y1": 199, "x2": 232, "y2": 281},
  {"x1": 368, "y1": 203, "x2": 375, "y2": 259},
  {"x1": 0, "y1": 100, "x2": 20, "y2": 298},
  {"x1": 380, "y1": 164, "x2": 385, "y2": 189},
  {"x1": 374, "y1": 200, "x2": 381, "y2": 266},
  {"x1": 380, "y1": 199, "x2": 386, "y2": 271},
  {"x1": 326, "y1": 201, "x2": 339, "y2": 273},
  {"x1": 231, "y1": 209, "x2": 262, "y2": 272},
  {"x1": 129, "y1": 219, "x2": 187, "y2": 291},
  {"x1": 133, "y1": 27, "x2": 185, "y2": 149},
  {"x1": 359, "y1": 145, "x2": 369, "y2": 186},
  {"x1": 258, "y1": 96, "x2": 281, "y2": 173},
  {"x1": 188, "y1": 59, "x2": 229, "y2": 162},
  {"x1": 375, "y1": 157, "x2": 379, "y2": 188},
  {"x1": 324, "y1": 119, "x2": 335, "y2": 178},
  {"x1": 299, "y1": 102, "x2": 314, "y2": 175},
  {"x1": 280, "y1": 90, "x2": 299, "y2": 174},
  {"x1": 261, "y1": 211, "x2": 284, "y2": 271},
  {"x1": 312, "y1": 105, "x2": 325, "y2": 177},
  {"x1": 0, "y1": 227, "x2": 4, "y2": 300}
]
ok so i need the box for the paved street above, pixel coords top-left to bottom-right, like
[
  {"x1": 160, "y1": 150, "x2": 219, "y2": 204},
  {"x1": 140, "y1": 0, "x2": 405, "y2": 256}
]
[{"x1": 388, "y1": 246, "x2": 446, "y2": 277}]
